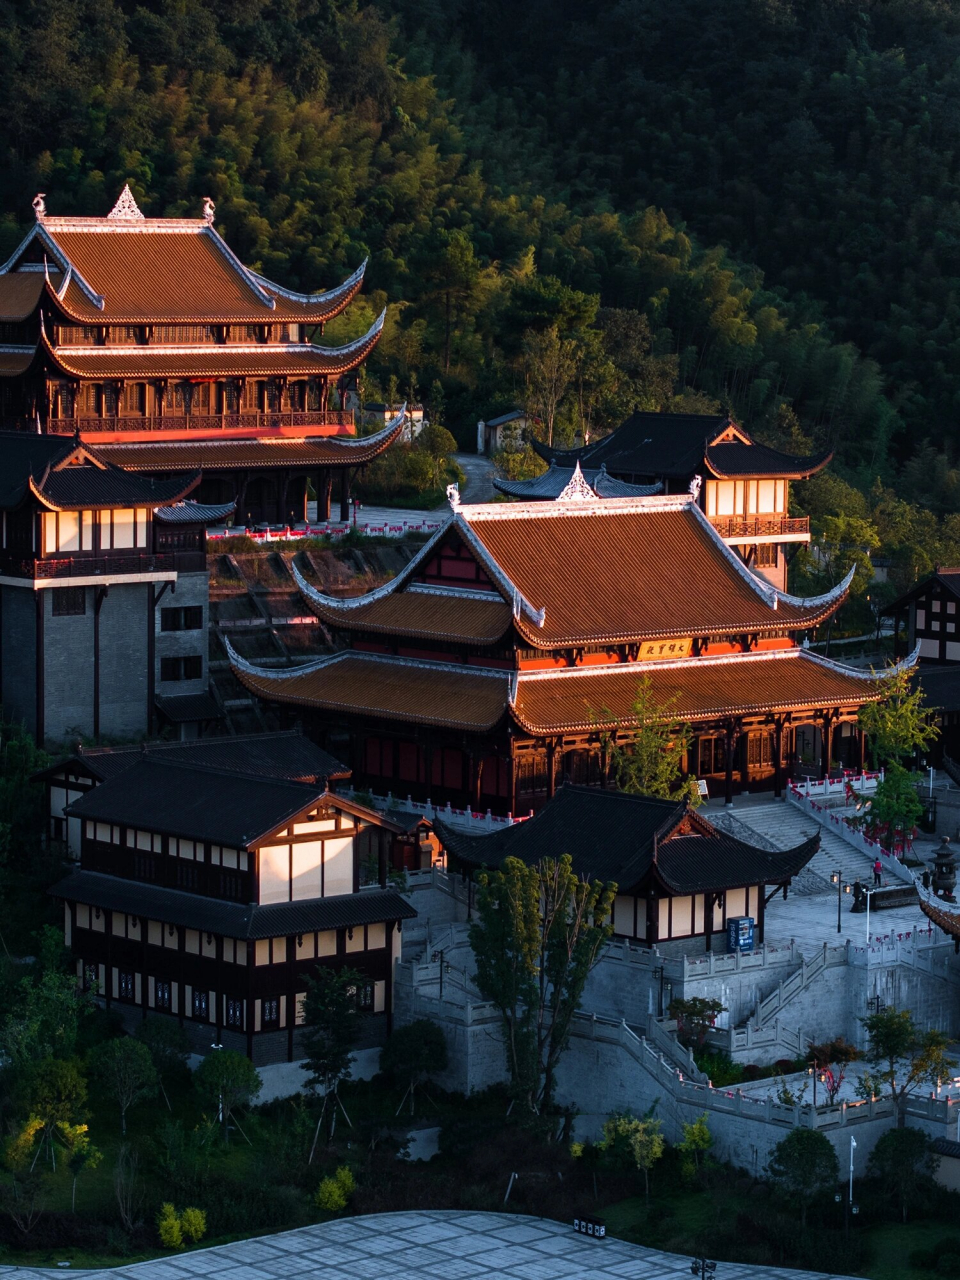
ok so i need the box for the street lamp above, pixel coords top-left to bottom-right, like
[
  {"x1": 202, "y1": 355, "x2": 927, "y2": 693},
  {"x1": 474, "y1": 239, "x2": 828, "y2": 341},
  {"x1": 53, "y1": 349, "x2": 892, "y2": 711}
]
[
  {"x1": 691, "y1": 1259, "x2": 716, "y2": 1279},
  {"x1": 210, "y1": 1042, "x2": 224, "y2": 1127},
  {"x1": 807, "y1": 1062, "x2": 828, "y2": 1107},
  {"x1": 830, "y1": 870, "x2": 852, "y2": 933}
]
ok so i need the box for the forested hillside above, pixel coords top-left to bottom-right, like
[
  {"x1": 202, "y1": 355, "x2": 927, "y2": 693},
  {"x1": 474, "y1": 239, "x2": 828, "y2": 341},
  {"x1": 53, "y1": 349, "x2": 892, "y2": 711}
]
[
  {"x1": 1, "y1": 1, "x2": 959, "y2": 592},
  {"x1": 385, "y1": 0, "x2": 960, "y2": 475}
]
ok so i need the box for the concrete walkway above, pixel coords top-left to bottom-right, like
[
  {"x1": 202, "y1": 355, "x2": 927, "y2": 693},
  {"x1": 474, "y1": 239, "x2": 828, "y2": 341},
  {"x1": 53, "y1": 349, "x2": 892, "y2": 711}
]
[{"x1": 0, "y1": 1210, "x2": 859, "y2": 1280}]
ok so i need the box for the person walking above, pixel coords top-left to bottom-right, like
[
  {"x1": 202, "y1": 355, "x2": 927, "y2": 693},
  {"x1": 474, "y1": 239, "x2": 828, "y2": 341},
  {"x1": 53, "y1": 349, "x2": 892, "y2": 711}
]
[{"x1": 873, "y1": 858, "x2": 883, "y2": 887}]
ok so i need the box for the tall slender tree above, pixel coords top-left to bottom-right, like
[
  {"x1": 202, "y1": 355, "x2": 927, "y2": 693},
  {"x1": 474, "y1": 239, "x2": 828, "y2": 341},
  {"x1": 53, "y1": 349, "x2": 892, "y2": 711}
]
[{"x1": 470, "y1": 854, "x2": 616, "y2": 1112}]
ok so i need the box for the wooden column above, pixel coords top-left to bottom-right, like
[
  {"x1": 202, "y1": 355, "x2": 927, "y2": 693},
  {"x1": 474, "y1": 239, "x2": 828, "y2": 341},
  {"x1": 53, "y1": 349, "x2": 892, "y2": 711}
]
[
  {"x1": 471, "y1": 753, "x2": 483, "y2": 811},
  {"x1": 857, "y1": 728, "x2": 867, "y2": 772},
  {"x1": 319, "y1": 470, "x2": 332, "y2": 521},
  {"x1": 723, "y1": 720, "x2": 739, "y2": 806},
  {"x1": 339, "y1": 468, "x2": 351, "y2": 522},
  {"x1": 820, "y1": 713, "x2": 834, "y2": 780},
  {"x1": 547, "y1": 740, "x2": 557, "y2": 799},
  {"x1": 773, "y1": 716, "x2": 785, "y2": 799}
]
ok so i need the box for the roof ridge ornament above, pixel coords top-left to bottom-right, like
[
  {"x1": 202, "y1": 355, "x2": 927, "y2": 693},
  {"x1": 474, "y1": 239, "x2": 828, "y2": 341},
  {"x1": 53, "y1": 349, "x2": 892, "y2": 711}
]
[
  {"x1": 107, "y1": 185, "x2": 145, "y2": 221},
  {"x1": 32, "y1": 193, "x2": 47, "y2": 222},
  {"x1": 446, "y1": 483, "x2": 461, "y2": 510},
  {"x1": 689, "y1": 473, "x2": 702, "y2": 502},
  {"x1": 203, "y1": 197, "x2": 216, "y2": 226},
  {"x1": 555, "y1": 461, "x2": 596, "y2": 503}
]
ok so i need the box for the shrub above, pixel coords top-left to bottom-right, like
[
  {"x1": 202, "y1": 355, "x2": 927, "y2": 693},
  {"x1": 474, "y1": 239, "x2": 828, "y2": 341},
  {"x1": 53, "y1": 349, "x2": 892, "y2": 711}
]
[
  {"x1": 316, "y1": 1165, "x2": 355, "y2": 1212},
  {"x1": 157, "y1": 1203, "x2": 183, "y2": 1250},
  {"x1": 742, "y1": 1063, "x2": 762, "y2": 1080},
  {"x1": 180, "y1": 1206, "x2": 207, "y2": 1244},
  {"x1": 157, "y1": 1202, "x2": 206, "y2": 1249}
]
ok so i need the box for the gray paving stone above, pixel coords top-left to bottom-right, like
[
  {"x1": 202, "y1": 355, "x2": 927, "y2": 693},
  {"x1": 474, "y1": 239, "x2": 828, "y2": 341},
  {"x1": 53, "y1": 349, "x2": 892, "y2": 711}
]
[{"x1": 0, "y1": 1211, "x2": 863, "y2": 1280}]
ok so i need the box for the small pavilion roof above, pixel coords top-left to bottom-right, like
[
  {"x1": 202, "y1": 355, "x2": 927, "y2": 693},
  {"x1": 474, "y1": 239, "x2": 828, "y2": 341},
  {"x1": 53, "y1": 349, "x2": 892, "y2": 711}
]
[
  {"x1": 492, "y1": 461, "x2": 662, "y2": 500},
  {"x1": 534, "y1": 412, "x2": 831, "y2": 481},
  {"x1": 153, "y1": 498, "x2": 236, "y2": 525},
  {"x1": 0, "y1": 433, "x2": 198, "y2": 511},
  {"x1": 434, "y1": 785, "x2": 820, "y2": 895},
  {"x1": 1, "y1": 189, "x2": 367, "y2": 325}
]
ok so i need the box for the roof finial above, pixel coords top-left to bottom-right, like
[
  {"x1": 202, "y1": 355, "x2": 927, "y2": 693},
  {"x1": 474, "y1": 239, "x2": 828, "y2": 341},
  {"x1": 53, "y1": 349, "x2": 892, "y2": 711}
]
[
  {"x1": 32, "y1": 193, "x2": 47, "y2": 221},
  {"x1": 446, "y1": 482, "x2": 461, "y2": 511},
  {"x1": 107, "y1": 184, "x2": 145, "y2": 221},
  {"x1": 202, "y1": 197, "x2": 216, "y2": 225},
  {"x1": 689, "y1": 473, "x2": 702, "y2": 502}
]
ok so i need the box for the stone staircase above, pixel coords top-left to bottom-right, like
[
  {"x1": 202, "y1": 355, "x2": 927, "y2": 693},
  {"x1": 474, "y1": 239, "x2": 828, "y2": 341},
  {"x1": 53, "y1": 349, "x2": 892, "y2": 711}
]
[{"x1": 728, "y1": 800, "x2": 879, "y2": 891}]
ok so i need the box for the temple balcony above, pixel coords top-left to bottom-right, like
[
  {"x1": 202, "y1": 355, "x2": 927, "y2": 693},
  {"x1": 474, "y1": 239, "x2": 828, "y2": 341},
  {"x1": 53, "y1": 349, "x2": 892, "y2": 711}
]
[
  {"x1": 0, "y1": 550, "x2": 206, "y2": 582},
  {"x1": 709, "y1": 514, "x2": 810, "y2": 544},
  {"x1": 46, "y1": 411, "x2": 356, "y2": 438}
]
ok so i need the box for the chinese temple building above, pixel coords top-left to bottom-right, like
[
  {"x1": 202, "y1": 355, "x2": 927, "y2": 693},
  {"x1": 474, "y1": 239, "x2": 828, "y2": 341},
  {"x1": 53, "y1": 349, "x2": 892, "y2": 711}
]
[
  {"x1": 534, "y1": 412, "x2": 831, "y2": 589},
  {"x1": 0, "y1": 431, "x2": 234, "y2": 744},
  {"x1": 435, "y1": 785, "x2": 820, "y2": 950},
  {"x1": 227, "y1": 486, "x2": 903, "y2": 813},
  {"x1": 52, "y1": 752, "x2": 415, "y2": 1064},
  {"x1": 0, "y1": 187, "x2": 400, "y2": 525}
]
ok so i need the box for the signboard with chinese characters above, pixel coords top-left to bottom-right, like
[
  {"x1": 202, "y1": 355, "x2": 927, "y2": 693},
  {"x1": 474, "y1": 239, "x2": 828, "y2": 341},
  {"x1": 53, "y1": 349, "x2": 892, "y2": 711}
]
[{"x1": 638, "y1": 637, "x2": 693, "y2": 661}]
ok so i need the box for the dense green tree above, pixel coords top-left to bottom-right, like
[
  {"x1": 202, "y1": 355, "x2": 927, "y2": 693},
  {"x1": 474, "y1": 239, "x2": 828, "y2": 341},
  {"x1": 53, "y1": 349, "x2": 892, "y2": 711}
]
[
  {"x1": 194, "y1": 1049, "x2": 262, "y2": 1142},
  {"x1": 767, "y1": 1129, "x2": 839, "y2": 1229},
  {"x1": 89, "y1": 1037, "x2": 157, "y2": 1135},
  {"x1": 867, "y1": 1127, "x2": 936, "y2": 1223},
  {"x1": 470, "y1": 854, "x2": 616, "y2": 1111},
  {"x1": 378, "y1": 1018, "x2": 448, "y2": 1115},
  {"x1": 599, "y1": 676, "x2": 701, "y2": 806},
  {"x1": 300, "y1": 966, "x2": 365, "y2": 1140},
  {"x1": 857, "y1": 1009, "x2": 957, "y2": 1121}
]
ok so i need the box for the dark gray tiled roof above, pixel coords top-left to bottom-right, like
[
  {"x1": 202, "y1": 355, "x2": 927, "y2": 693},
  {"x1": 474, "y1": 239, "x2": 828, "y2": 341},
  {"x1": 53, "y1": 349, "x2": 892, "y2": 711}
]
[
  {"x1": 154, "y1": 499, "x2": 237, "y2": 524},
  {"x1": 65, "y1": 756, "x2": 328, "y2": 846},
  {"x1": 534, "y1": 412, "x2": 830, "y2": 481},
  {"x1": 38, "y1": 730, "x2": 349, "y2": 784},
  {"x1": 435, "y1": 785, "x2": 818, "y2": 894},
  {"x1": 492, "y1": 463, "x2": 661, "y2": 500},
  {"x1": 51, "y1": 870, "x2": 415, "y2": 937},
  {"x1": 34, "y1": 463, "x2": 198, "y2": 510}
]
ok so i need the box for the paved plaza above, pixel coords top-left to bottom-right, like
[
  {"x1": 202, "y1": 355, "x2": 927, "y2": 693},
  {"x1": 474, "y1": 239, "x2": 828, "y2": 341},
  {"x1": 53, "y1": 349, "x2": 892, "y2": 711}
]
[{"x1": 0, "y1": 1211, "x2": 859, "y2": 1280}]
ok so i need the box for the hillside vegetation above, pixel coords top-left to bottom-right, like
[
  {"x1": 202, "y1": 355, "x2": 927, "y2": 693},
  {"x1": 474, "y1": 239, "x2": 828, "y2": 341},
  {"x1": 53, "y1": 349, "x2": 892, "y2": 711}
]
[{"x1": 1, "y1": 0, "x2": 957, "y2": 592}]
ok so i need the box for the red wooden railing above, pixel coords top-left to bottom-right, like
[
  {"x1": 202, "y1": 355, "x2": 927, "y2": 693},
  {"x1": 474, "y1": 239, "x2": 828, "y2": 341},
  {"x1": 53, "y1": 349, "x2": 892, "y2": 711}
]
[
  {"x1": 709, "y1": 515, "x2": 810, "y2": 539},
  {"x1": 46, "y1": 411, "x2": 355, "y2": 434}
]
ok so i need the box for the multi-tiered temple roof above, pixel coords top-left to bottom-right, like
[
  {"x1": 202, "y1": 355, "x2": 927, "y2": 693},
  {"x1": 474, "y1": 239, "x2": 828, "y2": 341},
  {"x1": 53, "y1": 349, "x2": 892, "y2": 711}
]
[
  {"x1": 228, "y1": 487, "x2": 888, "y2": 737},
  {"x1": 0, "y1": 188, "x2": 398, "y2": 524}
]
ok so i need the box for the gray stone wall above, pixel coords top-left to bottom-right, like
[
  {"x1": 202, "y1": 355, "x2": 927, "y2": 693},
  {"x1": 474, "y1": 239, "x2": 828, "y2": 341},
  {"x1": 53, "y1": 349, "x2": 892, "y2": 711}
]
[
  {"x1": 95, "y1": 583, "x2": 151, "y2": 740},
  {"x1": 43, "y1": 586, "x2": 95, "y2": 742},
  {"x1": 1, "y1": 585, "x2": 37, "y2": 735},
  {"x1": 155, "y1": 570, "x2": 209, "y2": 697}
]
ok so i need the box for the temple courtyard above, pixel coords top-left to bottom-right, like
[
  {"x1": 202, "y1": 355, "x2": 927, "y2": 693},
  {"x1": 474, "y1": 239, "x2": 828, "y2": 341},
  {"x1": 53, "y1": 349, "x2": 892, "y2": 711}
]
[{"x1": 0, "y1": 1211, "x2": 859, "y2": 1280}]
